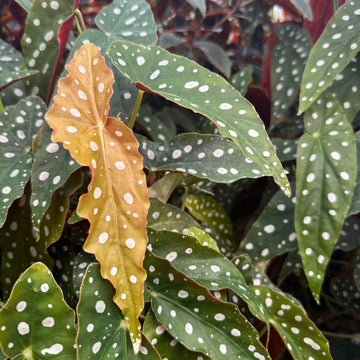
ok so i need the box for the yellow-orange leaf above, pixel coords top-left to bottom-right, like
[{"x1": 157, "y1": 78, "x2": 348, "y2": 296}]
[{"x1": 45, "y1": 43, "x2": 149, "y2": 353}]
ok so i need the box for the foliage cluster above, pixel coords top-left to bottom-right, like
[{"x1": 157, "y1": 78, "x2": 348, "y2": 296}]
[{"x1": 0, "y1": 0, "x2": 359, "y2": 359}]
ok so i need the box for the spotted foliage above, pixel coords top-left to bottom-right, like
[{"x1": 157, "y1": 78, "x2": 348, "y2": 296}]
[
  {"x1": 295, "y1": 92, "x2": 356, "y2": 301},
  {"x1": 299, "y1": 0, "x2": 360, "y2": 113},
  {"x1": 0, "y1": 262, "x2": 76, "y2": 359},
  {"x1": 230, "y1": 66, "x2": 253, "y2": 95},
  {"x1": 45, "y1": 44, "x2": 149, "y2": 352},
  {"x1": 0, "y1": 96, "x2": 45, "y2": 226},
  {"x1": 108, "y1": 40, "x2": 291, "y2": 197}
]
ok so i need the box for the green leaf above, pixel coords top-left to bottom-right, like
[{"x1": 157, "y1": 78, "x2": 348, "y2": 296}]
[
  {"x1": 145, "y1": 250, "x2": 271, "y2": 360},
  {"x1": 188, "y1": 227, "x2": 220, "y2": 252},
  {"x1": 0, "y1": 187, "x2": 52, "y2": 300},
  {"x1": 272, "y1": 138, "x2": 298, "y2": 163},
  {"x1": 295, "y1": 92, "x2": 357, "y2": 301},
  {"x1": 0, "y1": 96, "x2": 45, "y2": 226},
  {"x1": 14, "y1": 0, "x2": 33, "y2": 12},
  {"x1": 148, "y1": 198, "x2": 201, "y2": 234},
  {"x1": 139, "y1": 133, "x2": 266, "y2": 183},
  {"x1": 0, "y1": 39, "x2": 37, "y2": 91},
  {"x1": 194, "y1": 40, "x2": 231, "y2": 78},
  {"x1": 185, "y1": 194, "x2": 235, "y2": 256},
  {"x1": 0, "y1": 262, "x2": 76, "y2": 359},
  {"x1": 299, "y1": 0, "x2": 360, "y2": 113},
  {"x1": 271, "y1": 24, "x2": 311, "y2": 126},
  {"x1": 239, "y1": 183, "x2": 296, "y2": 262},
  {"x1": 31, "y1": 123, "x2": 81, "y2": 234},
  {"x1": 248, "y1": 286, "x2": 332, "y2": 360},
  {"x1": 95, "y1": 0, "x2": 157, "y2": 46},
  {"x1": 148, "y1": 172, "x2": 184, "y2": 203},
  {"x1": 329, "y1": 54, "x2": 360, "y2": 122},
  {"x1": 77, "y1": 263, "x2": 160, "y2": 359},
  {"x1": 230, "y1": 66, "x2": 252, "y2": 94},
  {"x1": 21, "y1": 0, "x2": 75, "y2": 100},
  {"x1": 348, "y1": 131, "x2": 360, "y2": 216},
  {"x1": 329, "y1": 277, "x2": 360, "y2": 313},
  {"x1": 143, "y1": 308, "x2": 211, "y2": 360},
  {"x1": 108, "y1": 40, "x2": 291, "y2": 197}
]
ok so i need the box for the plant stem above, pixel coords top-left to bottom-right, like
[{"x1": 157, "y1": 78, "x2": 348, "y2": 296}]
[
  {"x1": 127, "y1": 90, "x2": 144, "y2": 129},
  {"x1": 0, "y1": 97, "x2": 4, "y2": 113},
  {"x1": 181, "y1": 186, "x2": 189, "y2": 211},
  {"x1": 333, "y1": 0, "x2": 338, "y2": 12},
  {"x1": 322, "y1": 330, "x2": 360, "y2": 339},
  {"x1": 75, "y1": 9, "x2": 86, "y2": 34}
]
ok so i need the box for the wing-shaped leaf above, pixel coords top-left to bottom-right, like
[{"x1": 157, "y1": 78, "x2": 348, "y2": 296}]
[
  {"x1": 95, "y1": 0, "x2": 157, "y2": 46},
  {"x1": 139, "y1": 133, "x2": 266, "y2": 183},
  {"x1": 295, "y1": 92, "x2": 357, "y2": 301},
  {"x1": 31, "y1": 122, "x2": 81, "y2": 234},
  {"x1": 108, "y1": 40, "x2": 291, "y2": 197},
  {"x1": 45, "y1": 43, "x2": 149, "y2": 353},
  {"x1": 77, "y1": 263, "x2": 161, "y2": 359},
  {"x1": 0, "y1": 187, "x2": 52, "y2": 300},
  {"x1": 271, "y1": 24, "x2": 311, "y2": 126},
  {"x1": 143, "y1": 308, "x2": 211, "y2": 360},
  {"x1": 0, "y1": 39, "x2": 37, "y2": 91},
  {"x1": 21, "y1": 0, "x2": 76, "y2": 100},
  {"x1": 299, "y1": 0, "x2": 360, "y2": 113},
  {"x1": 148, "y1": 198, "x2": 200, "y2": 234},
  {"x1": 0, "y1": 262, "x2": 76, "y2": 359},
  {"x1": 0, "y1": 96, "x2": 45, "y2": 226},
  {"x1": 145, "y1": 250, "x2": 271, "y2": 360}
]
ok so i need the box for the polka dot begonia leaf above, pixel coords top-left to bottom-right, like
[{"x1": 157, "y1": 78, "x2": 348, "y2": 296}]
[
  {"x1": 271, "y1": 24, "x2": 312, "y2": 127},
  {"x1": 354, "y1": 249, "x2": 360, "y2": 291},
  {"x1": 147, "y1": 198, "x2": 201, "y2": 235},
  {"x1": 0, "y1": 262, "x2": 76, "y2": 359},
  {"x1": 108, "y1": 40, "x2": 291, "y2": 197},
  {"x1": 185, "y1": 195, "x2": 236, "y2": 257},
  {"x1": 329, "y1": 54, "x2": 360, "y2": 122},
  {"x1": 136, "y1": 104, "x2": 173, "y2": 141},
  {"x1": 21, "y1": 0, "x2": 78, "y2": 101},
  {"x1": 230, "y1": 65, "x2": 253, "y2": 95},
  {"x1": 248, "y1": 286, "x2": 332, "y2": 360},
  {"x1": 299, "y1": 0, "x2": 360, "y2": 114},
  {"x1": 330, "y1": 277, "x2": 360, "y2": 312},
  {"x1": 295, "y1": 92, "x2": 357, "y2": 302},
  {"x1": 148, "y1": 229, "x2": 334, "y2": 360},
  {"x1": 272, "y1": 138, "x2": 298, "y2": 163},
  {"x1": 148, "y1": 172, "x2": 184, "y2": 203},
  {"x1": 45, "y1": 43, "x2": 150, "y2": 353},
  {"x1": 144, "y1": 250, "x2": 271, "y2": 360},
  {"x1": 77, "y1": 263, "x2": 160, "y2": 359},
  {"x1": 0, "y1": 96, "x2": 46, "y2": 227},
  {"x1": 95, "y1": 0, "x2": 157, "y2": 46},
  {"x1": 31, "y1": 123, "x2": 81, "y2": 236},
  {"x1": 138, "y1": 133, "x2": 267, "y2": 183},
  {"x1": 0, "y1": 187, "x2": 52, "y2": 300},
  {"x1": 0, "y1": 39, "x2": 37, "y2": 91},
  {"x1": 143, "y1": 308, "x2": 211, "y2": 360},
  {"x1": 187, "y1": 227, "x2": 220, "y2": 252}
]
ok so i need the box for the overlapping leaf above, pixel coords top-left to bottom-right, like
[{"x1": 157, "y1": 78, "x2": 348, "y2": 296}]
[
  {"x1": 348, "y1": 131, "x2": 360, "y2": 215},
  {"x1": 77, "y1": 263, "x2": 160, "y2": 359},
  {"x1": 299, "y1": 0, "x2": 360, "y2": 113},
  {"x1": 0, "y1": 262, "x2": 76, "y2": 359},
  {"x1": 45, "y1": 43, "x2": 149, "y2": 353},
  {"x1": 271, "y1": 24, "x2": 311, "y2": 126},
  {"x1": 295, "y1": 92, "x2": 356, "y2": 301},
  {"x1": 95, "y1": 0, "x2": 157, "y2": 46},
  {"x1": 143, "y1": 308, "x2": 211, "y2": 360},
  {"x1": 145, "y1": 250, "x2": 271, "y2": 360},
  {"x1": 0, "y1": 96, "x2": 45, "y2": 226},
  {"x1": 0, "y1": 39, "x2": 37, "y2": 91},
  {"x1": 230, "y1": 66, "x2": 252, "y2": 95},
  {"x1": 139, "y1": 133, "x2": 266, "y2": 183},
  {"x1": 108, "y1": 40, "x2": 291, "y2": 197},
  {"x1": 21, "y1": 0, "x2": 76, "y2": 100},
  {"x1": 185, "y1": 194, "x2": 235, "y2": 256}
]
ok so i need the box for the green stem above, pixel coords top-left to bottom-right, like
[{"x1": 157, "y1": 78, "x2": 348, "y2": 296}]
[
  {"x1": 127, "y1": 90, "x2": 144, "y2": 129},
  {"x1": 75, "y1": 9, "x2": 86, "y2": 34},
  {"x1": 333, "y1": 0, "x2": 338, "y2": 12},
  {"x1": 0, "y1": 97, "x2": 4, "y2": 113},
  {"x1": 322, "y1": 330, "x2": 360, "y2": 339}
]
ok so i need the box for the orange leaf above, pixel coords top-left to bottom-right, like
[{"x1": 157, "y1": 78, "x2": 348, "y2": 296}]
[{"x1": 45, "y1": 43, "x2": 149, "y2": 353}]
